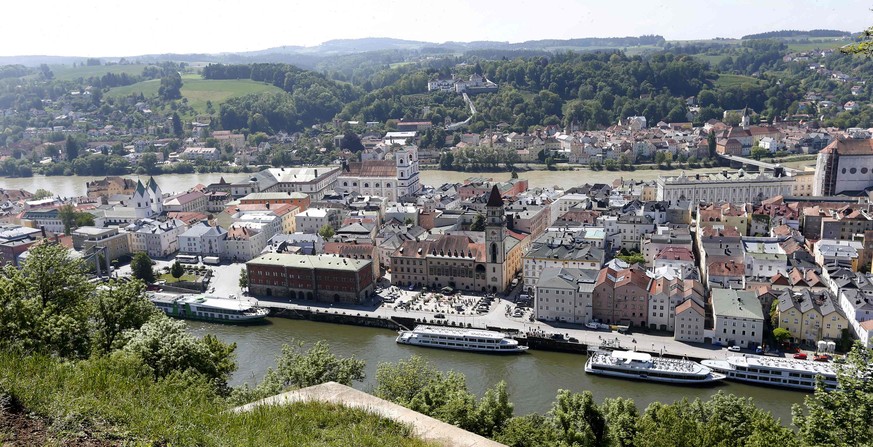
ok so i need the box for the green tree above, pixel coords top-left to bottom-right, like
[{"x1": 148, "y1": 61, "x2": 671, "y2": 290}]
[
  {"x1": 707, "y1": 131, "x2": 717, "y2": 158},
  {"x1": 495, "y1": 414, "x2": 559, "y2": 447},
  {"x1": 439, "y1": 151, "x2": 455, "y2": 170},
  {"x1": 616, "y1": 250, "x2": 645, "y2": 266},
  {"x1": 91, "y1": 279, "x2": 157, "y2": 354},
  {"x1": 170, "y1": 261, "x2": 184, "y2": 279},
  {"x1": 235, "y1": 340, "x2": 365, "y2": 402},
  {"x1": 239, "y1": 269, "x2": 248, "y2": 290},
  {"x1": 122, "y1": 316, "x2": 237, "y2": 392},
  {"x1": 375, "y1": 355, "x2": 436, "y2": 406},
  {"x1": 471, "y1": 213, "x2": 486, "y2": 231},
  {"x1": 318, "y1": 224, "x2": 335, "y2": 239},
  {"x1": 130, "y1": 252, "x2": 155, "y2": 283},
  {"x1": 773, "y1": 327, "x2": 792, "y2": 344},
  {"x1": 0, "y1": 243, "x2": 94, "y2": 358},
  {"x1": 551, "y1": 389, "x2": 607, "y2": 447},
  {"x1": 339, "y1": 130, "x2": 365, "y2": 152},
  {"x1": 32, "y1": 188, "x2": 53, "y2": 200},
  {"x1": 159, "y1": 72, "x2": 183, "y2": 100},
  {"x1": 139, "y1": 152, "x2": 158, "y2": 175},
  {"x1": 602, "y1": 397, "x2": 639, "y2": 447},
  {"x1": 793, "y1": 343, "x2": 873, "y2": 447},
  {"x1": 472, "y1": 380, "x2": 514, "y2": 438},
  {"x1": 172, "y1": 112, "x2": 183, "y2": 137},
  {"x1": 65, "y1": 135, "x2": 80, "y2": 160},
  {"x1": 510, "y1": 168, "x2": 519, "y2": 179},
  {"x1": 750, "y1": 145, "x2": 769, "y2": 160}
]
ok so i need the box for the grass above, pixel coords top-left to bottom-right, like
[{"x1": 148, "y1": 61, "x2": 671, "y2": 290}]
[
  {"x1": 0, "y1": 351, "x2": 432, "y2": 447},
  {"x1": 787, "y1": 39, "x2": 854, "y2": 52},
  {"x1": 50, "y1": 64, "x2": 152, "y2": 81},
  {"x1": 158, "y1": 272, "x2": 198, "y2": 283},
  {"x1": 713, "y1": 73, "x2": 762, "y2": 88},
  {"x1": 106, "y1": 75, "x2": 285, "y2": 113}
]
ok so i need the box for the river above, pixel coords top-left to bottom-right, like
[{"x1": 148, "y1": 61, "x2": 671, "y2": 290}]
[
  {"x1": 186, "y1": 318, "x2": 806, "y2": 422},
  {"x1": 0, "y1": 166, "x2": 725, "y2": 197}
]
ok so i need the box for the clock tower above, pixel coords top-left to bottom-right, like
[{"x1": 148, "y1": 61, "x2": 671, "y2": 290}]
[{"x1": 484, "y1": 185, "x2": 506, "y2": 292}]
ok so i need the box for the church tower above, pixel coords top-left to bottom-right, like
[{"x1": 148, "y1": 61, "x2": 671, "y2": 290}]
[
  {"x1": 395, "y1": 145, "x2": 421, "y2": 199},
  {"x1": 484, "y1": 185, "x2": 506, "y2": 292},
  {"x1": 132, "y1": 180, "x2": 151, "y2": 219},
  {"x1": 147, "y1": 176, "x2": 163, "y2": 215}
]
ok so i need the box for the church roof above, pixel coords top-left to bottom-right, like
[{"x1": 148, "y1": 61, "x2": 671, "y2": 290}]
[{"x1": 486, "y1": 185, "x2": 504, "y2": 207}]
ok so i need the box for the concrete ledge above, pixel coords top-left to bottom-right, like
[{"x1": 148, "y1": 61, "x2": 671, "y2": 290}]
[{"x1": 233, "y1": 381, "x2": 507, "y2": 447}]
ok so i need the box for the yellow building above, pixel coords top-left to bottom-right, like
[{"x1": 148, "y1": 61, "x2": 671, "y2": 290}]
[{"x1": 776, "y1": 289, "x2": 848, "y2": 344}]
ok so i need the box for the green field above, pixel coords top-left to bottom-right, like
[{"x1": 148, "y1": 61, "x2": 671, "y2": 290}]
[
  {"x1": 50, "y1": 63, "x2": 152, "y2": 81},
  {"x1": 106, "y1": 76, "x2": 285, "y2": 113},
  {"x1": 714, "y1": 73, "x2": 762, "y2": 88},
  {"x1": 787, "y1": 39, "x2": 854, "y2": 52},
  {"x1": 694, "y1": 54, "x2": 730, "y2": 66}
]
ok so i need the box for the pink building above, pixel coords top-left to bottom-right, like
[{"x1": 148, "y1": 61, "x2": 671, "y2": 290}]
[{"x1": 593, "y1": 264, "x2": 652, "y2": 327}]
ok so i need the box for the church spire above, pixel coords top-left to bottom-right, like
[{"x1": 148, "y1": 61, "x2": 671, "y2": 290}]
[{"x1": 486, "y1": 184, "x2": 504, "y2": 207}]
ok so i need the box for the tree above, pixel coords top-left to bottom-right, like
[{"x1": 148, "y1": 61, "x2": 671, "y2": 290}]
[
  {"x1": 602, "y1": 397, "x2": 639, "y2": 447},
  {"x1": 793, "y1": 343, "x2": 873, "y2": 447},
  {"x1": 616, "y1": 249, "x2": 645, "y2": 266},
  {"x1": 843, "y1": 20, "x2": 873, "y2": 57},
  {"x1": 59, "y1": 204, "x2": 91, "y2": 235},
  {"x1": 139, "y1": 152, "x2": 158, "y2": 175},
  {"x1": 0, "y1": 242, "x2": 93, "y2": 358},
  {"x1": 439, "y1": 151, "x2": 455, "y2": 170},
  {"x1": 170, "y1": 261, "x2": 184, "y2": 279},
  {"x1": 159, "y1": 72, "x2": 183, "y2": 100},
  {"x1": 318, "y1": 224, "x2": 335, "y2": 239},
  {"x1": 471, "y1": 213, "x2": 486, "y2": 231},
  {"x1": 495, "y1": 414, "x2": 559, "y2": 447},
  {"x1": 339, "y1": 130, "x2": 365, "y2": 152},
  {"x1": 707, "y1": 131, "x2": 717, "y2": 158},
  {"x1": 91, "y1": 279, "x2": 157, "y2": 354},
  {"x1": 172, "y1": 112, "x2": 183, "y2": 137},
  {"x1": 550, "y1": 389, "x2": 607, "y2": 447},
  {"x1": 130, "y1": 252, "x2": 155, "y2": 283},
  {"x1": 510, "y1": 168, "x2": 519, "y2": 179},
  {"x1": 122, "y1": 316, "x2": 237, "y2": 392},
  {"x1": 750, "y1": 145, "x2": 769, "y2": 160},
  {"x1": 472, "y1": 381, "x2": 514, "y2": 438},
  {"x1": 65, "y1": 135, "x2": 80, "y2": 160},
  {"x1": 234, "y1": 340, "x2": 365, "y2": 402},
  {"x1": 32, "y1": 188, "x2": 53, "y2": 200},
  {"x1": 239, "y1": 269, "x2": 248, "y2": 290},
  {"x1": 773, "y1": 327, "x2": 792, "y2": 344}
]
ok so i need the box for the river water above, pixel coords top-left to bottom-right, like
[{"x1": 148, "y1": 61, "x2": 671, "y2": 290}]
[
  {"x1": 186, "y1": 318, "x2": 805, "y2": 422},
  {"x1": 0, "y1": 167, "x2": 722, "y2": 197}
]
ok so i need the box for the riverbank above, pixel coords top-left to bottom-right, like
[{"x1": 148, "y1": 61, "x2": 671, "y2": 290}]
[{"x1": 254, "y1": 297, "x2": 728, "y2": 362}]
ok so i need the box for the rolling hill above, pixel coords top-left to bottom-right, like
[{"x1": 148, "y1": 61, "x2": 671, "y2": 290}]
[{"x1": 106, "y1": 75, "x2": 285, "y2": 113}]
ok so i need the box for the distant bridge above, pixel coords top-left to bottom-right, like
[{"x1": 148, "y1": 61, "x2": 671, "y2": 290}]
[{"x1": 717, "y1": 154, "x2": 800, "y2": 174}]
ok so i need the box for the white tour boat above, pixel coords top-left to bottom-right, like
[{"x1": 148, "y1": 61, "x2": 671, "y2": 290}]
[
  {"x1": 585, "y1": 350, "x2": 725, "y2": 385},
  {"x1": 150, "y1": 293, "x2": 269, "y2": 324},
  {"x1": 701, "y1": 355, "x2": 839, "y2": 391},
  {"x1": 396, "y1": 325, "x2": 529, "y2": 353}
]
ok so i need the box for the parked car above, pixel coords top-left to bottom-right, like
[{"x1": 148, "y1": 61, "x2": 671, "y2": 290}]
[
  {"x1": 434, "y1": 313, "x2": 446, "y2": 319},
  {"x1": 728, "y1": 345, "x2": 741, "y2": 352},
  {"x1": 793, "y1": 352, "x2": 808, "y2": 360}
]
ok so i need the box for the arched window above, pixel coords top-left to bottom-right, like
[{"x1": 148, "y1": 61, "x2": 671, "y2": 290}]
[
  {"x1": 343, "y1": 182, "x2": 348, "y2": 186},
  {"x1": 386, "y1": 183, "x2": 391, "y2": 187},
  {"x1": 491, "y1": 243, "x2": 498, "y2": 263},
  {"x1": 364, "y1": 183, "x2": 369, "y2": 188}
]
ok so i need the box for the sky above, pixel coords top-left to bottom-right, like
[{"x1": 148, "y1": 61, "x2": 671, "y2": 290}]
[{"x1": 2, "y1": 0, "x2": 872, "y2": 57}]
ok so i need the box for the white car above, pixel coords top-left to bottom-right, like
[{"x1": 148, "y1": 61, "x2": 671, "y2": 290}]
[{"x1": 727, "y1": 345, "x2": 741, "y2": 352}]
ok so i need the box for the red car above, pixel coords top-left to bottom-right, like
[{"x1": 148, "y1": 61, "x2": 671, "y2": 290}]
[{"x1": 793, "y1": 353, "x2": 808, "y2": 360}]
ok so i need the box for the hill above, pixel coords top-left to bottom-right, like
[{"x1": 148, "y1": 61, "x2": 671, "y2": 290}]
[
  {"x1": 741, "y1": 29, "x2": 853, "y2": 40},
  {"x1": 106, "y1": 75, "x2": 285, "y2": 113}
]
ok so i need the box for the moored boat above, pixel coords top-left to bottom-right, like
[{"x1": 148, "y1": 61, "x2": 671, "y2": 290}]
[
  {"x1": 396, "y1": 325, "x2": 528, "y2": 353},
  {"x1": 585, "y1": 350, "x2": 724, "y2": 385},
  {"x1": 150, "y1": 293, "x2": 269, "y2": 324},
  {"x1": 701, "y1": 354, "x2": 838, "y2": 391}
]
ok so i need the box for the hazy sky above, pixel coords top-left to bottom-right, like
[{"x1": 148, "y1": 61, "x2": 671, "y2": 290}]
[{"x1": 3, "y1": 0, "x2": 872, "y2": 57}]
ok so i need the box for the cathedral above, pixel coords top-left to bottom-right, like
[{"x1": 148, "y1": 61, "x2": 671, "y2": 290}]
[{"x1": 390, "y1": 186, "x2": 524, "y2": 293}]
